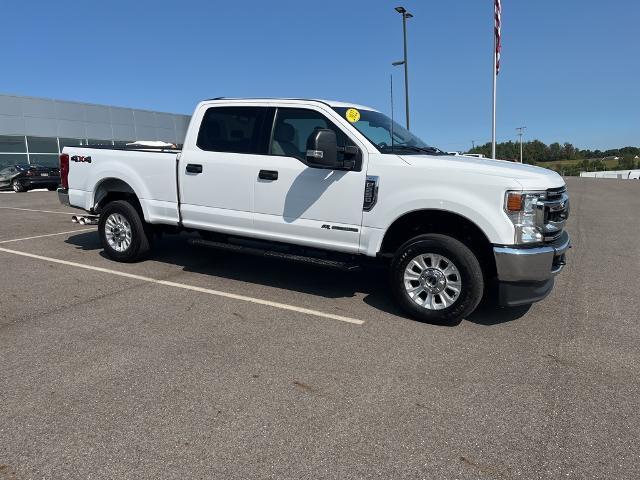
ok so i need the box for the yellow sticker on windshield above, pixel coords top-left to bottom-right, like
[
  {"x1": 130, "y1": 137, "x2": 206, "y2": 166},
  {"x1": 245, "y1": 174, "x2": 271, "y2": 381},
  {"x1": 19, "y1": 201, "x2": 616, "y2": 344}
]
[{"x1": 345, "y1": 108, "x2": 361, "y2": 123}]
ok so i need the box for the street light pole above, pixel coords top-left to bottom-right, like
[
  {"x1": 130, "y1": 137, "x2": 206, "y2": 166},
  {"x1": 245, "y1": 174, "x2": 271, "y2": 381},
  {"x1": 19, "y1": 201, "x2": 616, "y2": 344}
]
[
  {"x1": 395, "y1": 7, "x2": 412, "y2": 130},
  {"x1": 516, "y1": 126, "x2": 527, "y2": 163}
]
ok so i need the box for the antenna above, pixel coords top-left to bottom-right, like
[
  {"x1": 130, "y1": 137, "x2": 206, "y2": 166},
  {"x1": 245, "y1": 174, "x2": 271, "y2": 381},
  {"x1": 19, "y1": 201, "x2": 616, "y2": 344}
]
[{"x1": 390, "y1": 73, "x2": 395, "y2": 152}]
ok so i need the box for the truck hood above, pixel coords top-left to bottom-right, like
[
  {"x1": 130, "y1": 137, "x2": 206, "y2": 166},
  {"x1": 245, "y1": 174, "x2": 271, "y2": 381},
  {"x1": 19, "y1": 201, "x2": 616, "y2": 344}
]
[{"x1": 399, "y1": 154, "x2": 565, "y2": 190}]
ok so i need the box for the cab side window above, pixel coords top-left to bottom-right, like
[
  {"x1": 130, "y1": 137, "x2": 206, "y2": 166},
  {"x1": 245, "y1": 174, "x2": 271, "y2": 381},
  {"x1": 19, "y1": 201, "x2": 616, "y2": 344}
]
[
  {"x1": 270, "y1": 108, "x2": 354, "y2": 162},
  {"x1": 197, "y1": 107, "x2": 269, "y2": 154}
]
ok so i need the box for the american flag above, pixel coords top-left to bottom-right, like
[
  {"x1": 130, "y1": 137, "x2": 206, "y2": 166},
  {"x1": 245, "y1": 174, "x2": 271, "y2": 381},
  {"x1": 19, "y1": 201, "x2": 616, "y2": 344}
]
[{"x1": 495, "y1": 0, "x2": 502, "y2": 75}]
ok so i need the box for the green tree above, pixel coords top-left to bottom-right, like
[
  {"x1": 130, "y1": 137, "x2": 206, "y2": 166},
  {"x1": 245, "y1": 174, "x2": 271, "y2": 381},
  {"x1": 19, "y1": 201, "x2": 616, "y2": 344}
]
[
  {"x1": 562, "y1": 143, "x2": 577, "y2": 160},
  {"x1": 466, "y1": 141, "x2": 639, "y2": 167},
  {"x1": 549, "y1": 142, "x2": 562, "y2": 161},
  {"x1": 617, "y1": 156, "x2": 637, "y2": 170}
]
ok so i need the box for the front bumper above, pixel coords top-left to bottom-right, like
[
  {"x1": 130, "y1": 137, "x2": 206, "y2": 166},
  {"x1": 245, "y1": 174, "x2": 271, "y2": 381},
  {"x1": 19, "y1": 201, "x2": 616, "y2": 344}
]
[{"x1": 493, "y1": 231, "x2": 570, "y2": 306}]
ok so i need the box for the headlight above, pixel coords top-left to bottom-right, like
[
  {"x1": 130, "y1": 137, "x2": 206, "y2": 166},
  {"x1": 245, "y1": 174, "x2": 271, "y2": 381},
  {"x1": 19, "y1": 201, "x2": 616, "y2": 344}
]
[{"x1": 504, "y1": 191, "x2": 545, "y2": 244}]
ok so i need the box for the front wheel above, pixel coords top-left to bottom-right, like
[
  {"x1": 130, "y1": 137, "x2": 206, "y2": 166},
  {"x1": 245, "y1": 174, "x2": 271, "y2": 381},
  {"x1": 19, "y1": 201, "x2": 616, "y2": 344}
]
[
  {"x1": 12, "y1": 180, "x2": 25, "y2": 192},
  {"x1": 98, "y1": 200, "x2": 151, "y2": 262},
  {"x1": 390, "y1": 234, "x2": 484, "y2": 325}
]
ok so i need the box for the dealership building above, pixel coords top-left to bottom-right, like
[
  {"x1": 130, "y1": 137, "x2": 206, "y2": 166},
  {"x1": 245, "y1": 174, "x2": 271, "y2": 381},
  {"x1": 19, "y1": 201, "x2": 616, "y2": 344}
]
[{"x1": 0, "y1": 93, "x2": 190, "y2": 169}]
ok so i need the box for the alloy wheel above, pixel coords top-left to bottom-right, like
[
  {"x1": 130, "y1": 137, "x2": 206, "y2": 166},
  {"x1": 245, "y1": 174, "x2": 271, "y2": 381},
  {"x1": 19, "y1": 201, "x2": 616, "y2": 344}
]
[
  {"x1": 104, "y1": 213, "x2": 133, "y2": 252},
  {"x1": 403, "y1": 253, "x2": 462, "y2": 310}
]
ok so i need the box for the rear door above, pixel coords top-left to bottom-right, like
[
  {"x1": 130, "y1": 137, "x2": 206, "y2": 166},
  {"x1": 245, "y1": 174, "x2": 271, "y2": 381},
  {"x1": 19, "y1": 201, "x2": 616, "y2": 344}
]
[{"x1": 178, "y1": 105, "x2": 272, "y2": 234}]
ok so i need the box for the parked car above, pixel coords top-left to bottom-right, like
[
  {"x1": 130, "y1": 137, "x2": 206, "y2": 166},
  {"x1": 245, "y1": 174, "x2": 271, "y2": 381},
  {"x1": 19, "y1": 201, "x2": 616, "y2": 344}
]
[
  {"x1": 58, "y1": 98, "x2": 570, "y2": 325},
  {"x1": 0, "y1": 164, "x2": 60, "y2": 192}
]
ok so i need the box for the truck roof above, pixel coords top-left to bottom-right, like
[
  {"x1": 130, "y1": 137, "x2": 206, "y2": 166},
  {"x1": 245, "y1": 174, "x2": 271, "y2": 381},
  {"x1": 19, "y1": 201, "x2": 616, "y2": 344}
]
[{"x1": 206, "y1": 97, "x2": 378, "y2": 112}]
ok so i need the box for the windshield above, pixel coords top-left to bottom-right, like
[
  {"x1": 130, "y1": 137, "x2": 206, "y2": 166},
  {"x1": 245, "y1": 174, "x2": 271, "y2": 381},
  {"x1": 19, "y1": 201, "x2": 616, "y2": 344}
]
[{"x1": 332, "y1": 107, "x2": 445, "y2": 155}]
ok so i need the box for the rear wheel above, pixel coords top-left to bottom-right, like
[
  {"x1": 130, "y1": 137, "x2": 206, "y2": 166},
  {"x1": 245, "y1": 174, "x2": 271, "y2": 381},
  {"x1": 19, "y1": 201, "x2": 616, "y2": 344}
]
[
  {"x1": 12, "y1": 180, "x2": 25, "y2": 192},
  {"x1": 99, "y1": 200, "x2": 151, "y2": 262},
  {"x1": 390, "y1": 234, "x2": 484, "y2": 325},
  {"x1": 47, "y1": 185, "x2": 57, "y2": 191}
]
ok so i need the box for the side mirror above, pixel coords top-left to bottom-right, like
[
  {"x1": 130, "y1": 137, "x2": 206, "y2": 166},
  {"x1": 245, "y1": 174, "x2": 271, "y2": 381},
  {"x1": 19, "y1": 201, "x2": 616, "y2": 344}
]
[{"x1": 306, "y1": 129, "x2": 338, "y2": 169}]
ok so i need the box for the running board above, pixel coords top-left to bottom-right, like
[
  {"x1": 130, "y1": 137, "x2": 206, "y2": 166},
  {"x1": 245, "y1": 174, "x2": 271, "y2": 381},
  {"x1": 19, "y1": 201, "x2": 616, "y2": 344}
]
[{"x1": 189, "y1": 238, "x2": 360, "y2": 271}]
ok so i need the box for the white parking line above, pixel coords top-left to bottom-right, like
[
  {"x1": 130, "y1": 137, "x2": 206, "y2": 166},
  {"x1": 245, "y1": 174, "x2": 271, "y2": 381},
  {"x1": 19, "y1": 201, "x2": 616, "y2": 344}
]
[
  {"x1": 0, "y1": 188, "x2": 48, "y2": 194},
  {"x1": 0, "y1": 247, "x2": 365, "y2": 326},
  {"x1": 0, "y1": 207, "x2": 77, "y2": 215},
  {"x1": 0, "y1": 228, "x2": 96, "y2": 244}
]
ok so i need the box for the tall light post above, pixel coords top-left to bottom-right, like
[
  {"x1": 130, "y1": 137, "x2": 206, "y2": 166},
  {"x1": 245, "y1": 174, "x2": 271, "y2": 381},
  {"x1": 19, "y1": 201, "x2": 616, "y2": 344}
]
[
  {"x1": 516, "y1": 126, "x2": 527, "y2": 163},
  {"x1": 394, "y1": 6, "x2": 413, "y2": 130}
]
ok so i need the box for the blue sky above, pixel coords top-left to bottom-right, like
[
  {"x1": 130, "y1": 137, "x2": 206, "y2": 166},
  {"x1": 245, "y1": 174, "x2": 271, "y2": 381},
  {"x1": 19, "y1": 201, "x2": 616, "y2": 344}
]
[{"x1": 2, "y1": 0, "x2": 638, "y2": 151}]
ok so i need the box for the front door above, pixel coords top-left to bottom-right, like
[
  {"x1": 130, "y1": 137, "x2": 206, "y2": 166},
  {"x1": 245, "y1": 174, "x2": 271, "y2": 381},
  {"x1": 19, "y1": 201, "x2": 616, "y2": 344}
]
[{"x1": 253, "y1": 107, "x2": 367, "y2": 253}]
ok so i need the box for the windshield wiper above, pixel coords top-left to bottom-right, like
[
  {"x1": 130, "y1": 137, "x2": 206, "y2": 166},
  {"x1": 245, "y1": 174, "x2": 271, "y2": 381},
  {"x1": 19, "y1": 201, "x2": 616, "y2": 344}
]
[{"x1": 383, "y1": 144, "x2": 446, "y2": 155}]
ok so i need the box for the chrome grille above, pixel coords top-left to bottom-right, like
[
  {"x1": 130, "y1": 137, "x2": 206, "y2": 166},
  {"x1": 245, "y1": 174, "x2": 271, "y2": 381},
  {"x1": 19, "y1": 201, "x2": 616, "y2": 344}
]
[{"x1": 537, "y1": 187, "x2": 569, "y2": 241}]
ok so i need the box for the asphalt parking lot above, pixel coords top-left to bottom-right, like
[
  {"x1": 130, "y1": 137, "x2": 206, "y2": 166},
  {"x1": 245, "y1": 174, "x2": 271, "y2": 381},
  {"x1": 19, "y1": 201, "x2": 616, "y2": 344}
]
[{"x1": 0, "y1": 177, "x2": 638, "y2": 479}]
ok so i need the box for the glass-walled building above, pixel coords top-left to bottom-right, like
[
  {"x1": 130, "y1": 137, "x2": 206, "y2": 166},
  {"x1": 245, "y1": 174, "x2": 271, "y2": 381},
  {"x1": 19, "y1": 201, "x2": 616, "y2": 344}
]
[{"x1": 0, "y1": 94, "x2": 190, "y2": 169}]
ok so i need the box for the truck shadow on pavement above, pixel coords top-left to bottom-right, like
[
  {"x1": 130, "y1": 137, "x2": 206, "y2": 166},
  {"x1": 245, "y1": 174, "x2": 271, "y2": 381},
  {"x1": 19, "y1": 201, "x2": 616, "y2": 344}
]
[{"x1": 65, "y1": 231, "x2": 531, "y2": 326}]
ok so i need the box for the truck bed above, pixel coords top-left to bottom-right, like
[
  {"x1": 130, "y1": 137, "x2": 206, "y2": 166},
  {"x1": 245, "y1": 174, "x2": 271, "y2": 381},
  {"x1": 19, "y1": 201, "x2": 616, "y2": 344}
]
[{"x1": 65, "y1": 146, "x2": 181, "y2": 226}]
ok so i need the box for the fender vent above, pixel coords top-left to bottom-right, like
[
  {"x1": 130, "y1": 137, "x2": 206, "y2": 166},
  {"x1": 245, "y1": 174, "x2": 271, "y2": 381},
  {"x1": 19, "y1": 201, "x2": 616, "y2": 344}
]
[{"x1": 363, "y1": 176, "x2": 379, "y2": 212}]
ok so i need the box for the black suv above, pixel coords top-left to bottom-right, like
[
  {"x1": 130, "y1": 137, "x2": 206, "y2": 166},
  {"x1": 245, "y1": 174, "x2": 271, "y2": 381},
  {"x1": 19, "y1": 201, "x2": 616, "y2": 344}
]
[{"x1": 0, "y1": 164, "x2": 61, "y2": 192}]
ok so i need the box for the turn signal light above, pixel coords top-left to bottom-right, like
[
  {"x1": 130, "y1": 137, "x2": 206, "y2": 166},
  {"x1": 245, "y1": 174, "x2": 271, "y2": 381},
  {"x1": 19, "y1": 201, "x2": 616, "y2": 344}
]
[{"x1": 506, "y1": 192, "x2": 523, "y2": 212}]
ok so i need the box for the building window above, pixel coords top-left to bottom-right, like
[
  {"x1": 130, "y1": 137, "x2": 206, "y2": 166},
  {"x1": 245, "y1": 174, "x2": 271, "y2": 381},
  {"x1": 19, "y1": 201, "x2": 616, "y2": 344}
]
[
  {"x1": 59, "y1": 138, "x2": 88, "y2": 150},
  {"x1": 0, "y1": 154, "x2": 28, "y2": 168},
  {"x1": 28, "y1": 154, "x2": 59, "y2": 167},
  {"x1": 26, "y1": 136, "x2": 59, "y2": 154},
  {"x1": 0, "y1": 135, "x2": 27, "y2": 153},
  {"x1": 88, "y1": 139, "x2": 114, "y2": 146}
]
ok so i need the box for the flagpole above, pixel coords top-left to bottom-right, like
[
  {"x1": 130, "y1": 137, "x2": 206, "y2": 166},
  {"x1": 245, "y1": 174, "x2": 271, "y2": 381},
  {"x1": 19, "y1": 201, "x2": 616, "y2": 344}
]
[{"x1": 491, "y1": 11, "x2": 497, "y2": 159}]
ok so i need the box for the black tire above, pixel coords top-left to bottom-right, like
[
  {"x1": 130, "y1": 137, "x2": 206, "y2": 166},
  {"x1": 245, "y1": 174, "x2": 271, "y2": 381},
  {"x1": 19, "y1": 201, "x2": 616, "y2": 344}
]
[
  {"x1": 98, "y1": 200, "x2": 151, "y2": 262},
  {"x1": 390, "y1": 234, "x2": 484, "y2": 325},
  {"x1": 47, "y1": 185, "x2": 58, "y2": 191},
  {"x1": 12, "y1": 180, "x2": 25, "y2": 192}
]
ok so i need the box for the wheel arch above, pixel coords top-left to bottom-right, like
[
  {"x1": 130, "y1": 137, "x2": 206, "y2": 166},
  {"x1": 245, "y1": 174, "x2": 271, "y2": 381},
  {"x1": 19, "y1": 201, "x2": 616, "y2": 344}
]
[
  {"x1": 93, "y1": 177, "x2": 146, "y2": 219},
  {"x1": 379, "y1": 209, "x2": 497, "y2": 278}
]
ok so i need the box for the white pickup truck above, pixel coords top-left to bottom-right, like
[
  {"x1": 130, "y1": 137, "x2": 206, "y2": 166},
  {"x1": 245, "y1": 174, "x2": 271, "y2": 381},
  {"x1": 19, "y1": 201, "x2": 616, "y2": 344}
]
[{"x1": 58, "y1": 98, "x2": 570, "y2": 324}]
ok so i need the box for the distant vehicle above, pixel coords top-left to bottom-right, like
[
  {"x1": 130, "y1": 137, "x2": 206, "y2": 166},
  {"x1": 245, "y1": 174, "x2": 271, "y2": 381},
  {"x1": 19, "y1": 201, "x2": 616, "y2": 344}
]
[
  {"x1": 580, "y1": 170, "x2": 640, "y2": 179},
  {"x1": 125, "y1": 140, "x2": 177, "y2": 149},
  {"x1": 58, "y1": 97, "x2": 570, "y2": 325},
  {"x1": 0, "y1": 164, "x2": 60, "y2": 192},
  {"x1": 446, "y1": 152, "x2": 488, "y2": 158}
]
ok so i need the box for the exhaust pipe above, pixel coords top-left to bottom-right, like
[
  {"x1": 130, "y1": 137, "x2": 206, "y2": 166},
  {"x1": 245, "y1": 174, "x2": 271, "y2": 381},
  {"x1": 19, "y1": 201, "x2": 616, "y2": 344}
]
[{"x1": 71, "y1": 215, "x2": 99, "y2": 225}]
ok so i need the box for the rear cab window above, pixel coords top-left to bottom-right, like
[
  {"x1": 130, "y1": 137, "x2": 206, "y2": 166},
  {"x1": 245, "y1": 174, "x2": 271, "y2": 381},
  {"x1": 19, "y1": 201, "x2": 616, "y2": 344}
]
[{"x1": 197, "y1": 106, "x2": 271, "y2": 154}]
